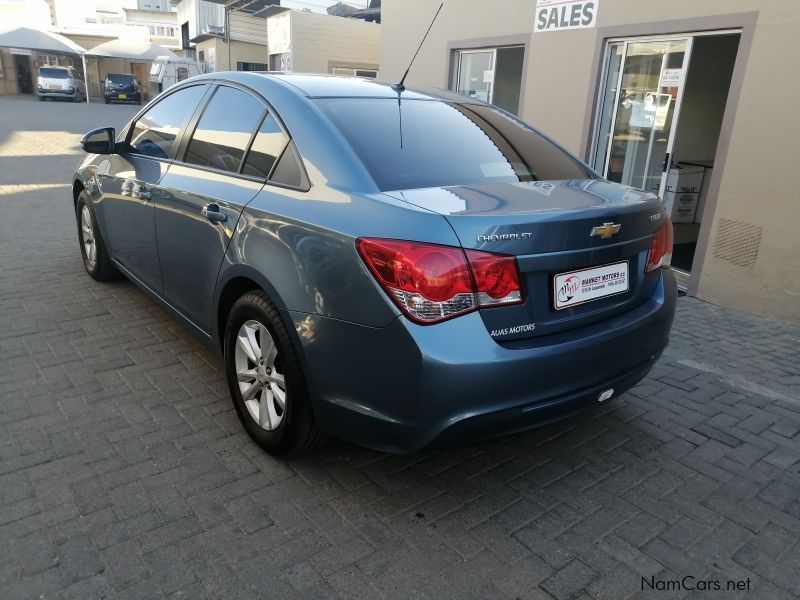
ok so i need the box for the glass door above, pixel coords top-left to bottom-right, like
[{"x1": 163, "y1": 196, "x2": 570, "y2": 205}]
[
  {"x1": 592, "y1": 37, "x2": 693, "y2": 197},
  {"x1": 455, "y1": 50, "x2": 495, "y2": 104}
]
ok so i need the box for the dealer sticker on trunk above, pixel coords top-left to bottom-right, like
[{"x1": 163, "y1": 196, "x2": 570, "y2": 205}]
[{"x1": 554, "y1": 261, "x2": 629, "y2": 310}]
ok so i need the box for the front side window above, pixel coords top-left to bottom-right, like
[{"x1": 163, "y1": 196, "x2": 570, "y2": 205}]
[
  {"x1": 314, "y1": 98, "x2": 592, "y2": 191},
  {"x1": 129, "y1": 84, "x2": 207, "y2": 159},
  {"x1": 184, "y1": 86, "x2": 263, "y2": 173},
  {"x1": 242, "y1": 113, "x2": 289, "y2": 179}
]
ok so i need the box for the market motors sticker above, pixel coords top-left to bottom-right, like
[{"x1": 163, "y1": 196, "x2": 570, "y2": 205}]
[
  {"x1": 554, "y1": 261, "x2": 628, "y2": 310},
  {"x1": 535, "y1": 0, "x2": 599, "y2": 33}
]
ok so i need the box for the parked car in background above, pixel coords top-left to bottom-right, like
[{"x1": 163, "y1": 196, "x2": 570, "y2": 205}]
[
  {"x1": 103, "y1": 73, "x2": 141, "y2": 105},
  {"x1": 72, "y1": 73, "x2": 676, "y2": 456},
  {"x1": 37, "y1": 66, "x2": 86, "y2": 102},
  {"x1": 149, "y1": 55, "x2": 202, "y2": 96}
]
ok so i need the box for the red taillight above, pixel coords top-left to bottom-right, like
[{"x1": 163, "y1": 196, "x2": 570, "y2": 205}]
[
  {"x1": 645, "y1": 218, "x2": 674, "y2": 273},
  {"x1": 357, "y1": 238, "x2": 523, "y2": 324},
  {"x1": 465, "y1": 251, "x2": 523, "y2": 306}
]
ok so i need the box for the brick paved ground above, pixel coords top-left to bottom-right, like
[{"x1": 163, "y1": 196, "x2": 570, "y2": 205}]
[{"x1": 1, "y1": 96, "x2": 799, "y2": 599}]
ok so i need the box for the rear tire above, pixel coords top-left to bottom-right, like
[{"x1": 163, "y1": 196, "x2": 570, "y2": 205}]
[
  {"x1": 224, "y1": 291, "x2": 324, "y2": 456},
  {"x1": 75, "y1": 191, "x2": 117, "y2": 281}
]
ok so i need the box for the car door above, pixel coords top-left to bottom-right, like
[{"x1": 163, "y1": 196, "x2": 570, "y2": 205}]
[
  {"x1": 99, "y1": 84, "x2": 208, "y2": 293},
  {"x1": 155, "y1": 84, "x2": 290, "y2": 333}
]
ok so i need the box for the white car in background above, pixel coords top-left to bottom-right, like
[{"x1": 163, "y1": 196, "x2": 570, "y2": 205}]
[
  {"x1": 149, "y1": 55, "x2": 203, "y2": 96},
  {"x1": 37, "y1": 66, "x2": 86, "y2": 102}
]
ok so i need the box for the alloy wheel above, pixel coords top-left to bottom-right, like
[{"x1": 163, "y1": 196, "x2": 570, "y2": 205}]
[
  {"x1": 80, "y1": 205, "x2": 97, "y2": 268},
  {"x1": 234, "y1": 320, "x2": 287, "y2": 431}
]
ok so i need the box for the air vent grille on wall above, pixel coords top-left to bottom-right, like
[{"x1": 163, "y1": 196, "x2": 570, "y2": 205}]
[{"x1": 712, "y1": 218, "x2": 762, "y2": 268}]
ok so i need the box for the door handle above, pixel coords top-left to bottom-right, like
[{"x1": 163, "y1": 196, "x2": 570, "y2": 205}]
[
  {"x1": 137, "y1": 188, "x2": 152, "y2": 202},
  {"x1": 662, "y1": 152, "x2": 671, "y2": 173},
  {"x1": 201, "y1": 203, "x2": 227, "y2": 223}
]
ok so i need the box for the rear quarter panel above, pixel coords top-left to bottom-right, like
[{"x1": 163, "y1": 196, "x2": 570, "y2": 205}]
[{"x1": 219, "y1": 186, "x2": 461, "y2": 329}]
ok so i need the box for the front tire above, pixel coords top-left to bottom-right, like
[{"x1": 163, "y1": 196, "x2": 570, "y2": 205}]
[
  {"x1": 76, "y1": 191, "x2": 117, "y2": 281},
  {"x1": 224, "y1": 291, "x2": 324, "y2": 456}
]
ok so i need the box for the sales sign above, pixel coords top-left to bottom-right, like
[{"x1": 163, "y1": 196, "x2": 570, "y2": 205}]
[{"x1": 535, "y1": 0, "x2": 599, "y2": 33}]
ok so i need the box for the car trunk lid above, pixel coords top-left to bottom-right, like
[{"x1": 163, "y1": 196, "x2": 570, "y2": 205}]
[{"x1": 385, "y1": 179, "x2": 667, "y2": 341}]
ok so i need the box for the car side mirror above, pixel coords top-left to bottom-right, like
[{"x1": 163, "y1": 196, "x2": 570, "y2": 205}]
[{"x1": 81, "y1": 127, "x2": 116, "y2": 154}]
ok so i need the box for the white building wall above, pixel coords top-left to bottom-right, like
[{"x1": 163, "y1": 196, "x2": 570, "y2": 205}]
[
  {"x1": 175, "y1": 0, "x2": 223, "y2": 41},
  {"x1": 287, "y1": 9, "x2": 379, "y2": 74},
  {"x1": 0, "y1": 0, "x2": 51, "y2": 28},
  {"x1": 229, "y1": 11, "x2": 266, "y2": 45}
]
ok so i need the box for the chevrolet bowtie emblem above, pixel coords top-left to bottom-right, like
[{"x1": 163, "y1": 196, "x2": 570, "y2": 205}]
[{"x1": 590, "y1": 222, "x2": 621, "y2": 239}]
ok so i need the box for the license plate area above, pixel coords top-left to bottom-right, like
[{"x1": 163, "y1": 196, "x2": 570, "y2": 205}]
[
  {"x1": 554, "y1": 261, "x2": 629, "y2": 310},
  {"x1": 118, "y1": 93, "x2": 127, "y2": 99}
]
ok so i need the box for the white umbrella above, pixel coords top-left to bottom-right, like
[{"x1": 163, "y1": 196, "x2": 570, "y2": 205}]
[
  {"x1": 0, "y1": 25, "x2": 86, "y2": 54},
  {"x1": 84, "y1": 39, "x2": 176, "y2": 61}
]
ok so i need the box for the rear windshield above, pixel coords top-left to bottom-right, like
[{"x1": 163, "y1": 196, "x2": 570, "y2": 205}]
[
  {"x1": 39, "y1": 68, "x2": 68, "y2": 79},
  {"x1": 314, "y1": 98, "x2": 593, "y2": 191},
  {"x1": 106, "y1": 74, "x2": 134, "y2": 84}
]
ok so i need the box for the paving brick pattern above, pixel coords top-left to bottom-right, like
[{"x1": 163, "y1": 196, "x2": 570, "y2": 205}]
[{"x1": 1, "y1": 96, "x2": 799, "y2": 599}]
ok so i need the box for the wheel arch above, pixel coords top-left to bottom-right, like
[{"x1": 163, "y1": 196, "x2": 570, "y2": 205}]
[
  {"x1": 72, "y1": 179, "x2": 85, "y2": 211},
  {"x1": 213, "y1": 265, "x2": 292, "y2": 353},
  {"x1": 214, "y1": 265, "x2": 320, "y2": 406}
]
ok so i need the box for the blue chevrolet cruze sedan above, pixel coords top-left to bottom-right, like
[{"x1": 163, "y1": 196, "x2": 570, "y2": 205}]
[{"x1": 73, "y1": 73, "x2": 676, "y2": 455}]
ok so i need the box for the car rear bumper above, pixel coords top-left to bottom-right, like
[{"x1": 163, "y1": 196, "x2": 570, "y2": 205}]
[
  {"x1": 104, "y1": 91, "x2": 141, "y2": 102},
  {"x1": 294, "y1": 269, "x2": 677, "y2": 453}
]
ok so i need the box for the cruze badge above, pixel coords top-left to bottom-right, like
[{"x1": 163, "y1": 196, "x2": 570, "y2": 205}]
[
  {"x1": 590, "y1": 222, "x2": 621, "y2": 239},
  {"x1": 477, "y1": 232, "x2": 533, "y2": 243}
]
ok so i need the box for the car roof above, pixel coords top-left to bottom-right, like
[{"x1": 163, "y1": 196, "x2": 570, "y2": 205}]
[{"x1": 190, "y1": 72, "x2": 479, "y2": 104}]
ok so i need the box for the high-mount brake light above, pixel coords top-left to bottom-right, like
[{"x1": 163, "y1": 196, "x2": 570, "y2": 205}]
[
  {"x1": 356, "y1": 238, "x2": 523, "y2": 324},
  {"x1": 645, "y1": 218, "x2": 674, "y2": 273}
]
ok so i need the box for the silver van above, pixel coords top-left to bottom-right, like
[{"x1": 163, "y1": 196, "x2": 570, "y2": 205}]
[{"x1": 37, "y1": 66, "x2": 86, "y2": 102}]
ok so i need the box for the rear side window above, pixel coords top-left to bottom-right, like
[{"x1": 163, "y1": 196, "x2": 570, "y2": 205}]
[
  {"x1": 129, "y1": 84, "x2": 207, "y2": 159},
  {"x1": 242, "y1": 113, "x2": 289, "y2": 179},
  {"x1": 107, "y1": 74, "x2": 134, "y2": 84},
  {"x1": 313, "y1": 98, "x2": 593, "y2": 191},
  {"x1": 39, "y1": 68, "x2": 68, "y2": 79},
  {"x1": 184, "y1": 86, "x2": 264, "y2": 173},
  {"x1": 270, "y1": 141, "x2": 308, "y2": 190}
]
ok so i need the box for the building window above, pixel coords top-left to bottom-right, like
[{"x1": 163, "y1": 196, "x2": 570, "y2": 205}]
[
  {"x1": 40, "y1": 55, "x2": 59, "y2": 66},
  {"x1": 331, "y1": 67, "x2": 377, "y2": 78},
  {"x1": 452, "y1": 46, "x2": 524, "y2": 115},
  {"x1": 237, "y1": 62, "x2": 269, "y2": 72}
]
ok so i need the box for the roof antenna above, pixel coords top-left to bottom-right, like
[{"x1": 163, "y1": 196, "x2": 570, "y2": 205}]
[{"x1": 391, "y1": 3, "x2": 443, "y2": 93}]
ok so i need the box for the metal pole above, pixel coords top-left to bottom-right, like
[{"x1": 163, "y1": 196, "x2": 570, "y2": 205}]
[
  {"x1": 226, "y1": 6, "x2": 232, "y2": 71},
  {"x1": 82, "y1": 53, "x2": 89, "y2": 103}
]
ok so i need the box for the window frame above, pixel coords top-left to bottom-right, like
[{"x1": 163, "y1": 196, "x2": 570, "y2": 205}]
[
  {"x1": 172, "y1": 81, "x2": 310, "y2": 191},
  {"x1": 177, "y1": 83, "x2": 267, "y2": 176},
  {"x1": 121, "y1": 79, "x2": 310, "y2": 191}
]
